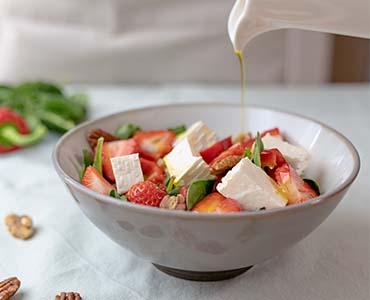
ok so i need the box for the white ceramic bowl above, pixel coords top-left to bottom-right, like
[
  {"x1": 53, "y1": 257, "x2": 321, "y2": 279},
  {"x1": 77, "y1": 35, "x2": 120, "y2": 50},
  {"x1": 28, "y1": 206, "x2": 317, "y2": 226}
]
[{"x1": 53, "y1": 103, "x2": 360, "y2": 281}]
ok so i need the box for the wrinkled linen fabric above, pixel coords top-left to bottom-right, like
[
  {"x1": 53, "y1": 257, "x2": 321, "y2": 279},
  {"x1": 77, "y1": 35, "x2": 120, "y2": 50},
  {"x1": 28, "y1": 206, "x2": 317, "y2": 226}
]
[{"x1": 0, "y1": 85, "x2": 369, "y2": 300}]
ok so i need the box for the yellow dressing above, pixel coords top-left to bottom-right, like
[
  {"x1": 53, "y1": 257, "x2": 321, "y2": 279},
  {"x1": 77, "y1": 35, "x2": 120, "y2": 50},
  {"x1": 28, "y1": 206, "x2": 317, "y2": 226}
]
[{"x1": 235, "y1": 50, "x2": 246, "y2": 138}]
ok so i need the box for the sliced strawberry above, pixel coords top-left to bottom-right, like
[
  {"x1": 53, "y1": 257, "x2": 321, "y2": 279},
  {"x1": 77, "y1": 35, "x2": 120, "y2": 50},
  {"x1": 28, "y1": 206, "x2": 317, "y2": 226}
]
[
  {"x1": 212, "y1": 174, "x2": 224, "y2": 192},
  {"x1": 192, "y1": 192, "x2": 241, "y2": 213},
  {"x1": 126, "y1": 181, "x2": 167, "y2": 207},
  {"x1": 82, "y1": 166, "x2": 114, "y2": 196},
  {"x1": 140, "y1": 157, "x2": 165, "y2": 184},
  {"x1": 216, "y1": 198, "x2": 243, "y2": 213},
  {"x1": 101, "y1": 139, "x2": 139, "y2": 182},
  {"x1": 260, "y1": 148, "x2": 286, "y2": 170},
  {"x1": 242, "y1": 138, "x2": 255, "y2": 149},
  {"x1": 209, "y1": 142, "x2": 245, "y2": 167},
  {"x1": 241, "y1": 128, "x2": 282, "y2": 153},
  {"x1": 180, "y1": 186, "x2": 188, "y2": 199},
  {"x1": 261, "y1": 127, "x2": 281, "y2": 137},
  {"x1": 209, "y1": 142, "x2": 248, "y2": 175},
  {"x1": 133, "y1": 130, "x2": 175, "y2": 161},
  {"x1": 272, "y1": 163, "x2": 318, "y2": 204},
  {"x1": 200, "y1": 136, "x2": 232, "y2": 164}
]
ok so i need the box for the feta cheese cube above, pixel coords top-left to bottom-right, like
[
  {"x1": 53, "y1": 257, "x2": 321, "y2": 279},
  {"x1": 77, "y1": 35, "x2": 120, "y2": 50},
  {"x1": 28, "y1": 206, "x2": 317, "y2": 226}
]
[
  {"x1": 164, "y1": 137, "x2": 210, "y2": 186},
  {"x1": 111, "y1": 153, "x2": 144, "y2": 194},
  {"x1": 262, "y1": 134, "x2": 309, "y2": 174},
  {"x1": 175, "y1": 121, "x2": 218, "y2": 154},
  {"x1": 217, "y1": 158, "x2": 287, "y2": 211}
]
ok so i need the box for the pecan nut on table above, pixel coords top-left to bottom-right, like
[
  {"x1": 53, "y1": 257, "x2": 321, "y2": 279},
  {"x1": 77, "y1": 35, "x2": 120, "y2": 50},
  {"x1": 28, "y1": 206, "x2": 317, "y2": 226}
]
[
  {"x1": 0, "y1": 277, "x2": 21, "y2": 300},
  {"x1": 55, "y1": 292, "x2": 82, "y2": 300},
  {"x1": 4, "y1": 214, "x2": 34, "y2": 240}
]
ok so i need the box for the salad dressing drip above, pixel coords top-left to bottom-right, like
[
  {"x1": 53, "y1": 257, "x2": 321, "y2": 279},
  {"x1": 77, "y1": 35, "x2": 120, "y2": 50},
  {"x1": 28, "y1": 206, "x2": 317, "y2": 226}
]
[
  {"x1": 229, "y1": 0, "x2": 370, "y2": 140},
  {"x1": 235, "y1": 51, "x2": 246, "y2": 137}
]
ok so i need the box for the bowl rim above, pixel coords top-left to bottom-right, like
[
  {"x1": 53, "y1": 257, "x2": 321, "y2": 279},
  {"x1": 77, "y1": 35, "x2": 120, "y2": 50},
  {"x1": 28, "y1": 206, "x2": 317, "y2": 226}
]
[{"x1": 52, "y1": 102, "x2": 361, "y2": 220}]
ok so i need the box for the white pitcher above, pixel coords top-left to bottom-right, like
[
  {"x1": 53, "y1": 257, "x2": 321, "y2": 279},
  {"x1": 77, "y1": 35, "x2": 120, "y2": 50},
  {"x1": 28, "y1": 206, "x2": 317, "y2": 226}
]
[{"x1": 229, "y1": 0, "x2": 370, "y2": 52}]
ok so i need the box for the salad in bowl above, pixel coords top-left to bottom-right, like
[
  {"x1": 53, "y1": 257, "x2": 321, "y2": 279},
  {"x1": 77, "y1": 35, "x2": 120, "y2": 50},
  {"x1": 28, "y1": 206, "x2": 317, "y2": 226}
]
[
  {"x1": 53, "y1": 103, "x2": 359, "y2": 281},
  {"x1": 80, "y1": 120, "x2": 320, "y2": 213}
]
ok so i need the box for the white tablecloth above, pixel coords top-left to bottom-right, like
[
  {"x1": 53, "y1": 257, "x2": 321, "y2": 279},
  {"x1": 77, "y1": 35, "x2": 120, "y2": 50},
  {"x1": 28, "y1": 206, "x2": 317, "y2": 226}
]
[{"x1": 1, "y1": 84, "x2": 369, "y2": 300}]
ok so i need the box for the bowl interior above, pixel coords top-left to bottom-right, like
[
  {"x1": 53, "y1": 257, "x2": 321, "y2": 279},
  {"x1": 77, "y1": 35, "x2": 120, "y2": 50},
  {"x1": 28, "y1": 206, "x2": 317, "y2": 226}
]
[{"x1": 55, "y1": 103, "x2": 359, "y2": 200}]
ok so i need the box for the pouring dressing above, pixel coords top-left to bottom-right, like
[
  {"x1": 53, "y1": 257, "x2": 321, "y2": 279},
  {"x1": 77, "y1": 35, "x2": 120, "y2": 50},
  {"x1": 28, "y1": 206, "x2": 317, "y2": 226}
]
[{"x1": 228, "y1": 0, "x2": 370, "y2": 135}]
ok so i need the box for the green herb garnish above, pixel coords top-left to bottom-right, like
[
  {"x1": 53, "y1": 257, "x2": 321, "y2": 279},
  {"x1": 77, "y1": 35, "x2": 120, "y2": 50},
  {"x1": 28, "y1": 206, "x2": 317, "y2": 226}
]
[
  {"x1": 251, "y1": 132, "x2": 264, "y2": 167},
  {"x1": 79, "y1": 149, "x2": 93, "y2": 180},
  {"x1": 302, "y1": 177, "x2": 321, "y2": 195},
  {"x1": 93, "y1": 137, "x2": 104, "y2": 174},
  {"x1": 165, "y1": 175, "x2": 180, "y2": 195},
  {"x1": 109, "y1": 190, "x2": 127, "y2": 201},
  {"x1": 186, "y1": 178, "x2": 216, "y2": 210},
  {"x1": 115, "y1": 123, "x2": 141, "y2": 139},
  {"x1": 243, "y1": 148, "x2": 252, "y2": 159},
  {"x1": 168, "y1": 124, "x2": 186, "y2": 135}
]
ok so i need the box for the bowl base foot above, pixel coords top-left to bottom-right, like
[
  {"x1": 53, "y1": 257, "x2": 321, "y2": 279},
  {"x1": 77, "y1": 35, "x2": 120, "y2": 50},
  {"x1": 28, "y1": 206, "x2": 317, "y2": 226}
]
[{"x1": 152, "y1": 263, "x2": 253, "y2": 281}]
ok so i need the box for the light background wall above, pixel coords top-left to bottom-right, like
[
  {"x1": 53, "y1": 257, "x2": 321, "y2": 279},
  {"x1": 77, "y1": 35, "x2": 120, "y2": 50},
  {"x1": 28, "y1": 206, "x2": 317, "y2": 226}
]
[{"x1": 0, "y1": 0, "x2": 368, "y2": 85}]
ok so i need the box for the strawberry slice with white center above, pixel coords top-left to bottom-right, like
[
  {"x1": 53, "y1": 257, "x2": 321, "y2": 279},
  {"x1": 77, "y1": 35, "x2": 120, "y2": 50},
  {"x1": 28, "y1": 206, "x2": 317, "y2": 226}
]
[
  {"x1": 273, "y1": 163, "x2": 318, "y2": 204},
  {"x1": 139, "y1": 157, "x2": 166, "y2": 184},
  {"x1": 260, "y1": 148, "x2": 286, "y2": 171},
  {"x1": 200, "y1": 136, "x2": 233, "y2": 164},
  {"x1": 133, "y1": 130, "x2": 175, "y2": 161},
  {"x1": 82, "y1": 166, "x2": 114, "y2": 195},
  {"x1": 102, "y1": 139, "x2": 139, "y2": 182}
]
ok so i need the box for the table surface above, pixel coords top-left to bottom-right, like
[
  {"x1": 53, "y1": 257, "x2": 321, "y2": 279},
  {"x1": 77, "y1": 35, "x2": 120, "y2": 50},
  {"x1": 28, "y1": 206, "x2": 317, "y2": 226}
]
[{"x1": 1, "y1": 84, "x2": 369, "y2": 300}]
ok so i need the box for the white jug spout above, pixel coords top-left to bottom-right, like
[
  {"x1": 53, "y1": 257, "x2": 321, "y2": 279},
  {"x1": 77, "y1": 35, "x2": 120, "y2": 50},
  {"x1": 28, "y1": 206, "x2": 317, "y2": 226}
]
[
  {"x1": 229, "y1": 0, "x2": 370, "y2": 53},
  {"x1": 228, "y1": 0, "x2": 272, "y2": 52}
]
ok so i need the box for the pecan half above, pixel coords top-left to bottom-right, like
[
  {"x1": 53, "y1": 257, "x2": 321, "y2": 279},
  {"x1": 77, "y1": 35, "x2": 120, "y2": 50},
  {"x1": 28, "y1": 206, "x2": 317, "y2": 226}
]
[
  {"x1": 210, "y1": 155, "x2": 242, "y2": 175},
  {"x1": 0, "y1": 277, "x2": 21, "y2": 300},
  {"x1": 55, "y1": 292, "x2": 82, "y2": 300},
  {"x1": 160, "y1": 194, "x2": 186, "y2": 210},
  {"x1": 4, "y1": 214, "x2": 34, "y2": 240},
  {"x1": 87, "y1": 128, "x2": 119, "y2": 149}
]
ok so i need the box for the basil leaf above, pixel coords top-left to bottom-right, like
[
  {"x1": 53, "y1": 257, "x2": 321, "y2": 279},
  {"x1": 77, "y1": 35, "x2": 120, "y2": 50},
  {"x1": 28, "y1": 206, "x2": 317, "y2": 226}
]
[
  {"x1": 79, "y1": 149, "x2": 93, "y2": 180},
  {"x1": 165, "y1": 176, "x2": 175, "y2": 191},
  {"x1": 252, "y1": 132, "x2": 264, "y2": 167},
  {"x1": 164, "y1": 174, "x2": 171, "y2": 187},
  {"x1": 83, "y1": 149, "x2": 92, "y2": 166},
  {"x1": 186, "y1": 178, "x2": 216, "y2": 210},
  {"x1": 243, "y1": 148, "x2": 252, "y2": 159},
  {"x1": 168, "y1": 124, "x2": 186, "y2": 135},
  {"x1": 115, "y1": 123, "x2": 141, "y2": 139},
  {"x1": 165, "y1": 175, "x2": 181, "y2": 195},
  {"x1": 302, "y1": 177, "x2": 321, "y2": 195},
  {"x1": 15, "y1": 81, "x2": 63, "y2": 95},
  {"x1": 93, "y1": 137, "x2": 104, "y2": 174},
  {"x1": 168, "y1": 187, "x2": 180, "y2": 196},
  {"x1": 109, "y1": 190, "x2": 127, "y2": 201}
]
